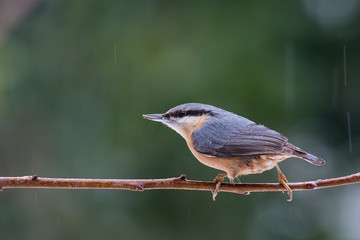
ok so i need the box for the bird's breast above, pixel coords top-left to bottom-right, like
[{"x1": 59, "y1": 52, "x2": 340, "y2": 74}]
[{"x1": 186, "y1": 140, "x2": 235, "y2": 172}]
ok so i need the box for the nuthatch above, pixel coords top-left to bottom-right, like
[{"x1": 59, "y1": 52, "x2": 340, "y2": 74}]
[{"x1": 143, "y1": 103, "x2": 325, "y2": 201}]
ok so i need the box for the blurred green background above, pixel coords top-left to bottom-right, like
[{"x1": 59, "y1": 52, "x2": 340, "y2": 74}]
[{"x1": 0, "y1": 0, "x2": 359, "y2": 239}]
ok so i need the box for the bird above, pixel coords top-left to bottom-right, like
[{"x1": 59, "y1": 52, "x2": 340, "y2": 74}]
[{"x1": 143, "y1": 103, "x2": 325, "y2": 201}]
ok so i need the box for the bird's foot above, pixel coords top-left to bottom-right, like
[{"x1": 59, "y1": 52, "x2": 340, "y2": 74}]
[
  {"x1": 275, "y1": 164, "x2": 292, "y2": 202},
  {"x1": 212, "y1": 173, "x2": 227, "y2": 201}
]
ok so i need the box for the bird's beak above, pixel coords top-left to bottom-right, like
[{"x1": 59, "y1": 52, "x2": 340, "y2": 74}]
[{"x1": 143, "y1": 114, "x2": 166, "y2": 122}]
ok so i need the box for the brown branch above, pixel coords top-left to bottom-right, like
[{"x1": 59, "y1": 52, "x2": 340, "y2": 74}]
[{"x1": 1, "y1": 173, "x2": 360, "y2": 198}]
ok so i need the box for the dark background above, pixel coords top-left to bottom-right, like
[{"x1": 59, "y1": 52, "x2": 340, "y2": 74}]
[{"x1": 0, "y1": 1, "x2": 359, "y2": 239}]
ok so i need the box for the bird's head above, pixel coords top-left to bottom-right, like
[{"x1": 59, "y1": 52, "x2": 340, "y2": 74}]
[{"x1": 143, "y1": 103, "x2": 218, "y2": 139}]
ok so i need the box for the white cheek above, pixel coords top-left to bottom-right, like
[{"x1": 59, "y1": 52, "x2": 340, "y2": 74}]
[
  {"x1": 162, "y1": 116, "x2": 200, "y2": 139},
  {"x1": 167, "y1": 124, "x2": 187, "y2": 138},
  {"x1": 178, "y1": 116, "x2": 200, "y2": 126},
  {"x1": 161, "y1": 121, "x2": 187, "y2": 139}
]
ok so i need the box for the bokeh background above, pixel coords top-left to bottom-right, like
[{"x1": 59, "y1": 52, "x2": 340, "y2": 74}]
[{"x1": 0, "y1": 1, "x2": 359, "y2": 239}]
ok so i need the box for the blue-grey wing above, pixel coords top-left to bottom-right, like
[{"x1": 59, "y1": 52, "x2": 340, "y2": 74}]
[{"x1": 192, "y1": 123, "x2": 289, "y2": 158}]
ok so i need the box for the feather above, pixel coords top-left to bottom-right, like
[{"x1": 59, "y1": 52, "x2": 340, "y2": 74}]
[{"x1": 193, "y1": 122, "x2": 290, "y2": 158}]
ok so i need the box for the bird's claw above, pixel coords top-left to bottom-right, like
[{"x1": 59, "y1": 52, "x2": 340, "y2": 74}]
[
  {"x1": 278, "y1": 171, "x2": 293, "y2": 202},
  {"x1": 211, "y1": 173, "x2": 226, "y2": 201},
  {"x1": 275, "y1": 164, "x2": 293, "y2": 202}
]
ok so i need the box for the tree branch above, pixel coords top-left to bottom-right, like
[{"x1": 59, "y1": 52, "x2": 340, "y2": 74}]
[{"x1": 1, "y1": 173, "x2": 360, "y2": 198}]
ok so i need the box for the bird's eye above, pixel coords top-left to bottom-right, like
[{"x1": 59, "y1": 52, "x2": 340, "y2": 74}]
[{"x1": 178, "y1": 111, "x2": 186, "y2": 118}]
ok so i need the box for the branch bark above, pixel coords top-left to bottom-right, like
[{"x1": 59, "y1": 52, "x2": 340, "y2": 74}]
[{"x1": 1, "y1": 173, "x2": 360, "y2": 198}]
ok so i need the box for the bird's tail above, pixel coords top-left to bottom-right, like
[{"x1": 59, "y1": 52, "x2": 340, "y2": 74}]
[
  {"x1": 285, "y1": 143, "x2": 325, "y2": 166},
  {"x1": 302, "y1": 153, "x2": 325, "y2": 166}
]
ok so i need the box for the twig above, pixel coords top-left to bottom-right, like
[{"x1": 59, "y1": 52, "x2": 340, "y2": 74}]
[{"x1": 1, "y1": 173, "x2": 360, "y2": 197}]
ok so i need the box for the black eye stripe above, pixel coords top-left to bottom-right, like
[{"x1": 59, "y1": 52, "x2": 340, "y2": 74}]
[
  {"x1": 178, "y1": 111, "x2": 186, "y2": 117},
  {"x1": 167, "y1": 110, "x2": 213, "y2": 118}
]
